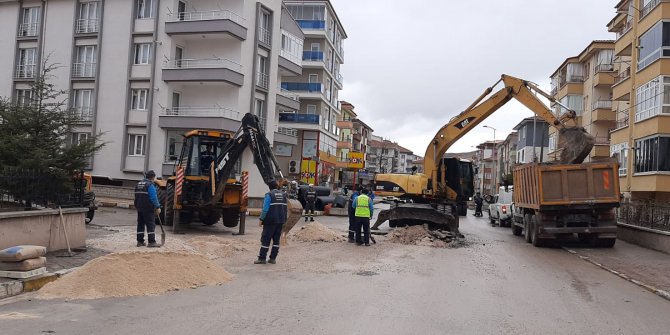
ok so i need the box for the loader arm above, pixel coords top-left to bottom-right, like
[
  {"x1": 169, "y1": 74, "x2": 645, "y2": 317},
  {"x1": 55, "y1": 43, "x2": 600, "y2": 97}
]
[
  {"x1": 423, "y1": 74, "x2": 590, "y2": 196},
  {"x1": 209, "y1": 113, "x2": 283, "y2": 205}
]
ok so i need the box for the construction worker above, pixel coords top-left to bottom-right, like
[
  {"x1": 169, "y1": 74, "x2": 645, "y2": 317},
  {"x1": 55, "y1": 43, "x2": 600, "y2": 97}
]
[
  {"x1": 353, "y1": 188, "x2": 374, "y2": 246},
  {"x1": 304, "y1": 184, "x2": 317, "y2": 222},
  {"x1": 134, "y1": 170, "x2": 161, "y2": 248},
  {"x1": 200, "y1": 144, "x2": 216, "y2": 175},
  {"x1": 347, "y1": 189, "x2": 359, "y2": 243},
  {"x1": 255, "y1": 180, "x2": 288, "y2": 264}
]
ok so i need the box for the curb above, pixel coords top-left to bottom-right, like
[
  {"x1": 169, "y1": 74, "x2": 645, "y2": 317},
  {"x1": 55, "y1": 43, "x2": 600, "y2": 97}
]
[
  {"x1": 99, "y1": 201, "x2": 135, "y2": 210},
  {"x1": 563, "y1": 248, "x2": 670, "y2": 302},
  {"x1": 0, "y1": 268, "x2": 76, "y2": 300}
]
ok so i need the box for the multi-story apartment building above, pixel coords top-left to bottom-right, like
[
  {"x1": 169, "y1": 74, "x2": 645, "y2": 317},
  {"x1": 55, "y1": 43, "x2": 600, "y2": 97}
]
[
  {"x1": 513, "y1": 117, "x2": 550, "y2": 164},
  {"x1": 495, "y1": 132, "x2": 518, "y2": 189},
  {"x1": 549, "y1": 40, "x2": 616, "y2": 162},
  {"x1": 474, "y1": 141, "x2": 499, "y2": 196},
  {"x1": 607, "y1": 0, "x2": 670, "y2": 202},
  {"x1": 336, "y1": 101, "x2": 373, "y2": 188},
  {"x1": 277, "y1": 0, "x2": 346, "y2": 187},
  {"x1": 0, "y1": 0, "x2": 306, "y2": 203}
]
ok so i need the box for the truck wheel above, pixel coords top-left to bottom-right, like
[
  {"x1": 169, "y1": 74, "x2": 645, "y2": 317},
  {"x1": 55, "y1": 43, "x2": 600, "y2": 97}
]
[
  {"x1": 578, "y1": 233, "x2": 595, "y2": 245},
  {"x1": 531, "y1": 216, "x2": 546, "y2": 247},
  {"x1": 524, "y1": 214, "x2": 532, "y2": 243},
  {"x1": 157, "y1": 183, "x2": 175, "y2": 226},
  {"x1": 200, "y1": 209, "x2": 222, "y2": 226},
  {"x1": 489, "y1": 214, "x2": 495, "y2": 226},
  {"x1": 596, "y1": 238, "x2": 616, "y2": 248},
  {"x1": 512, "y1": 224, "x2": 523, "y2": 236},
  {"x1": 222, "y1": 208, "x2": 240, "y2": 228}
]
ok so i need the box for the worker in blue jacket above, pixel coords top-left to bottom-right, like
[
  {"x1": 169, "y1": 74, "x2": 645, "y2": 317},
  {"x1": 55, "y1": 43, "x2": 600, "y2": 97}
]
[
  {"x1": 134, "y1": 170, "x2": 161, "y2": 248},
  {"x1": 255, "y1": 180, "x2": 288, "y2": 264},
  {"x1": 347, "y1": 189, "x2": 359, "y2": 243}
]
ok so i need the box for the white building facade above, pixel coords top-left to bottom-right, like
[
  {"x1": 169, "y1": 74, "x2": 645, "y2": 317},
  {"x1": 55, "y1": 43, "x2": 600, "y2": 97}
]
[{"x1": 0, "y1": 0, "x2": 305, "y2": 201}]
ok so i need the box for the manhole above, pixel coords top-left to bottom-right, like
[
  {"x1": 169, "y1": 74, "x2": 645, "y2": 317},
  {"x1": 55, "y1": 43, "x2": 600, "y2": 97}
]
[{"x1": 355, "y1": 271, "x2": 379, "y2": 276}]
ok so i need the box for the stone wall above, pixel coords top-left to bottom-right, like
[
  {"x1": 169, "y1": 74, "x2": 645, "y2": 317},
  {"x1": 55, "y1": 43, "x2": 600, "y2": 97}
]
[{"x1": 0, "y1": 208, "x2": 88, "y2": 252}]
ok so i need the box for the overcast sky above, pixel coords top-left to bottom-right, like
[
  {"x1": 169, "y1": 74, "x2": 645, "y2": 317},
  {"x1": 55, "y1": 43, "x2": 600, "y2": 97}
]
[{"x1": 336, "y1": 0, "x2": 616, "y2": 156}]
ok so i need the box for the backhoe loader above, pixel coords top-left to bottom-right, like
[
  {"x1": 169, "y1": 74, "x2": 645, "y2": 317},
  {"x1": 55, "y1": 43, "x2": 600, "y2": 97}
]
[{"x1": 373, "y1": 74, "x2": 595, "y2": 233}]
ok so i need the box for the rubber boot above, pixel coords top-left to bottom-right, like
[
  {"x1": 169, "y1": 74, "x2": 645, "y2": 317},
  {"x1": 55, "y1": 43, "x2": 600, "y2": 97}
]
[
  {"x1": 254, "y1": 258, "x2": 267, "y2": 264},
  {"x1": 268, "y1": 259, "x2": 276, "y2": 264}
]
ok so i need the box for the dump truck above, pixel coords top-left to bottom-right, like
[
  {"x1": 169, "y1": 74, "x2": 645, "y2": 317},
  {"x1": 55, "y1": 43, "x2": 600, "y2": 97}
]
[{"x1": 511, "y1": 161, "x2": 620, "y2": 247}]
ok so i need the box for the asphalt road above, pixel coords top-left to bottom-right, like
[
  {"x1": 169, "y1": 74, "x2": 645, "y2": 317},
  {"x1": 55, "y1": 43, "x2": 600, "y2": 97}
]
[{"x1": 1, "y1": 209, "x2": 669, "y2": 334}]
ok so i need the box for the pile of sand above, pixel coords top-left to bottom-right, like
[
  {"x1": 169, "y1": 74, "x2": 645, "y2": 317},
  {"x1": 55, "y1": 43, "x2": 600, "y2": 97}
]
[
  {"x1": 290, "y1": 221, "x2": 345, "y2": 242},
  {"x1": 38, "y1": 251, "x2": 233, "y2": 300},
  {"x1": 188, "y1": 235, "x2": 253, "y2": 259},
  {"x1": 387, "y1": 225, "x2": 455, "y2": 248}
]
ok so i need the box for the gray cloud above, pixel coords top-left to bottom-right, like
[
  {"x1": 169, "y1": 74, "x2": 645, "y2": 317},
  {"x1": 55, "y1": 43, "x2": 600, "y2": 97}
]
[{"x1": 337, "y1": 0, "x2": 615, "y2": 154}]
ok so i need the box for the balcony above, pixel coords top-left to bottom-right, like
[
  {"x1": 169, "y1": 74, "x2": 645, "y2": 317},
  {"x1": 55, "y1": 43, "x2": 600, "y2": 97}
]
[
  {"x1": 159, "y1": 107, "x2": 241, "y2": 132},
  {"x1": 640, "y1": 0, "x2": 670, "y2": 19},
  {"x1": 276, "y1": 88, "x2": 300, "y2": 111},
  {"x1": 72, "y1": 63, "x2": 97, "y2": 78},
  {"x1": 274, "y1": 127, "x2": 298, "y2": 145},
  {"x1": 337, "y1": 140, "x2": 353, "y2": 149},
  {"x1": 76, "y1": 19, "x2": 99, "y2": 34},
  {"x1": 258, "y1": 26, "x2": 271, "y2": 45},
  {"x1": 593, "y1": 64, "x2": 615, "y2": 87},
  {"x1": 303, "y1": 51, "x2": 324, "y2": 62},
  {"x1": 279, "y1": 49, "x2": 302, "y2": 76},
  {"x1": 17, "y1": 23, "x2": 39, "y2": 37},
  {"x1": 165, "y1": 10, "x2": 247, "y2": 40},
  {"x1": 72, "y1": 107, "x2": 94, "y2": 123},
  {"x1": 335, "y1": 73, "x2": 343, "y2": 86},
  {"x1": 15, "y1": 64, "x2": 36, "y2": 79},
  {"x1": 256, "y1": 72, "x2": 269, "y2": 89},
  {"x1": 615, "y1": 21, "x2": 633, "y2": 56},
  {"x1": 278, "y1": 112, "x2": 319, "y2": 124},
  {"x1": 612, "y1": 68, "x2": 632, "y2": 101},
  {"x1": 281, "y1": 82, "x2": 323, "y2": 93},
  {"x1": 592, "y1": 101, "x2": 615, "y2": 123},
  {"x1": 162, "y1": 58, "x2": 243, "y2": 86},
  {"x1": 277, "y1": 127, "x2": 298, "y2": 137},
  {"x1": 336, "y1": 119, "x2": 353, "y2": 129},
  {"x1": 616, "y1": 115, "x2": 630, "y2": 130},
  {"x1": 297, "y1": 20, "x2": 325, "y2": 30}
]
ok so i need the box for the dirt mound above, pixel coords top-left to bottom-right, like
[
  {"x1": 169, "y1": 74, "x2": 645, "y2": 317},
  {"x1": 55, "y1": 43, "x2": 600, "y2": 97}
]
[
  {"x1": 290, "y1": 221, "x2": 345, "y2": 242},
  {"x1": 38, "y1": 251, "x2": 233, "y2": 300},
  {"x1": 387, "y1": 225, "x2": 456, "y2": 248},
  {"x1": 188, "y1": 235, "x2": 253, "y2": 259}
]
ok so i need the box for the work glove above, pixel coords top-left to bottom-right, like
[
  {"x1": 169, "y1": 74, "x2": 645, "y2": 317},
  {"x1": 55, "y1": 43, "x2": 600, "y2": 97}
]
[{"x1": 155, "y1": 208, "x2": 161, "y2": 215}]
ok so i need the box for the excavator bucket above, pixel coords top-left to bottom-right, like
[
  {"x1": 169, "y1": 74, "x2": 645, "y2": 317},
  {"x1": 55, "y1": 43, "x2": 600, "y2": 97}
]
[
  {"x1": 557, "y1": 127, "x2": 595, "y2": 164},
  {"x1": 280, "y1": 199, "x2": 304, "y2": 246},
  {"x1": 371, "y1": 203, "x2": 460, "y2": 234}
]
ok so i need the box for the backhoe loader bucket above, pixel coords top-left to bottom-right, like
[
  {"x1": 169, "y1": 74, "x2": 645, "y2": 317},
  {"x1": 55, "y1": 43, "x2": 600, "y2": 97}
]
[
  {"x1": 557, "y1": 127, "x2": 594, "y2": 164},
  {"x1": 372, "y1": 203, "x2": 460, "y2": 234},
  {"x1": 280, "y1": 199, "x2": 303, "y2": 246}
]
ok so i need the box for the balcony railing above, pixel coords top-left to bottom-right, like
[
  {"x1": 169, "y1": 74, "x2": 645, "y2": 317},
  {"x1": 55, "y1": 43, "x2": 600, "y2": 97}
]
[
  {"x1": 76, "y1": 19, "x2": 99, "y2": 34},
  {"x1": 617, "y1": 20, "x2": 632, "y2": 39},
  {"x1": 616, "y1": 115, "x2": 629, "y2": 129},
  {"x1": 615, "y1": 68, "x2": 631, "y2": 85},
  {"x1": 164, "y1": 58, "x2": 242, "y2": 71},
  {"x1": 277, "y1": 127, "x2": 298, "y2": 137},
  {"x1": 72, "y1": 63, "x2": 97, "y2": 78},
  {"x1": 258, "y1": 26, "x2": 271, "y2": 45},
  {"x1": 278, "y1": 88, "x2": 300, "y2": 101},
  {"x1": 592, "y1": 100, "x2": 612, "y2": 110},
  {"x1": 256, "y1": 72, "x2": 269, "y2": 89},
  {"x1": 17, "y1": 22, "x2": 39, "y2": 37},
  {"x1": 15, "y1": 64, "x2": 36, "y2": 79},
  {"x1": 641, "y1": 0, "x2": 670, "y2": 18},
  {"x1": 594, "y1": 136, "x2": 611, "y2": 145},
  {"x1": 162, "y1": 106, "x2": 239, "y2": 119},
  {"x1": 72, "y1": 107, "x2": 94, "y2": 122},
  {"x1": 279, "y1": 48, "x2": 301, "y2": 66},
  {"x1": 278, "y1": 113, "x2": 319, "y2": 124},
  {"x1": 167, "y1": 10, "x2": 245, "y2": 26},
  {"x1": 281, "y1": 82, "x2": 323, "y2": 93},
  {"x1": 297, "y1": 20, "x2": 325, "y2": 30},
  {"x1": 303, "y1": 51, "x2": 324, "y2": 61},
  {"x1": 595, "y1": 64, "x2": 614, "y2": 73}
]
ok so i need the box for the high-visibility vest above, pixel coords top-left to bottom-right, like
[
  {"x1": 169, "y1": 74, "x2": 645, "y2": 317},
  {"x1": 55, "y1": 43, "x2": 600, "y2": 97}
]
[{"x1": 355, "y1": 195, "x2": 371, "y2": 218}]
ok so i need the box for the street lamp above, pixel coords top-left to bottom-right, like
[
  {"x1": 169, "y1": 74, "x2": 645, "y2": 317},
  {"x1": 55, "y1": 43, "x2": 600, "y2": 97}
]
[{"x1": 483, "y1": 125, "x2": 497, "y2": 142}]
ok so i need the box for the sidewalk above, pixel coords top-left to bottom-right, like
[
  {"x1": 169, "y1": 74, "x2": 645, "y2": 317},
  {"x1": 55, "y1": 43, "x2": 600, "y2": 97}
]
[{"x1": 565, "y1": 240, "x2": 670, "y2": 300}]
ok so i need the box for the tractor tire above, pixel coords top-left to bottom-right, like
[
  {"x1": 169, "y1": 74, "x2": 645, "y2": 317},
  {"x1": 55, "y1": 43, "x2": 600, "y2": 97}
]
[
  {"x1": 157, "y1": 183, "x2": 175, "y2": 226},
  {"x1": 200, "y1": 209, "x2": 222, "y2": 226},
  {"x1": 512, "y1": 224, "x2": 523, "y2": 236},
  {"x1": 524, "y1": 214, "x2": 532, "y2": 243},
  {"x1": 222, "y1": 207, "x2": 240, "y2": 228}
]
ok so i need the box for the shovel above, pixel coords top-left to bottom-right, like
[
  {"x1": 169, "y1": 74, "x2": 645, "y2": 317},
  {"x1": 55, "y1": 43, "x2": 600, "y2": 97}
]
[{"x1": 155, "y1": 209, "x2": 166, "y2": 246}]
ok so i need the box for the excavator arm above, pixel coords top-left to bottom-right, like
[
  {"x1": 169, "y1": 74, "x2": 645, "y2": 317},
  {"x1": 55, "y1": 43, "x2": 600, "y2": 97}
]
[{"x1": 424, "y1": 74, "x2": 593, "y2": 195}]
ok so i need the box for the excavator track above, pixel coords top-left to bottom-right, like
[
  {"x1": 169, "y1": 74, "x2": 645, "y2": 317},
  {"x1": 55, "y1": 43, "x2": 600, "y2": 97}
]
[{"x1": 372, "y1": 203, "x2": 460, "y2": 234}]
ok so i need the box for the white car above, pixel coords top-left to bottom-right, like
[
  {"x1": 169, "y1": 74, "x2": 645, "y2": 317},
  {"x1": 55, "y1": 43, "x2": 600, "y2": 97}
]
[{"x1": 487, "y1": 190, "x2": 513, "y2": 227}]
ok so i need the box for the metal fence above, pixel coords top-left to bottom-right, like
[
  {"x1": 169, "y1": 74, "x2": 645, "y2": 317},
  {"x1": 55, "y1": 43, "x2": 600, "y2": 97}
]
[
  {"x1": 618, "y1": 201, "x2": 670, "y2": 232},
  {"x1": 0, "y1": 168, "x2": 85, "y2": 210}
]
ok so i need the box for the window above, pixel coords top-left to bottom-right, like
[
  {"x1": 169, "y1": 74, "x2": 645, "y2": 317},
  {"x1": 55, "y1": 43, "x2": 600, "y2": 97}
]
[
  {"x1": 72, "y1": 89, "x2": 93, "y2": 120},
  {"x1": 134, "y1": 43, "x2": 152, "y2": 65},
  {"x1": 131, "y1": 89, "x2": 149, "y2": 110},
  {"x1": 635, "y1": 76, "x2": 670, "y2": 122},
  {"x1": 638, "y1": 21, "x2": 670, "y2": 70},
  {"x1": 19, "y1": 7, "x2": 40, "y2": 37},
  {"x1": 259, "y1": 12, "x2": 271, "y2": 45},
  {"x1": 306, "y1": 104, "x2": 317, "y2": 114},
  {"x1": 17, "y1": 48, "x2": 37, "y2": 78},
  {"x1": 165, "y1": 130, "x2": 184, "y2": 162},
  {"x1": 256, "y1": 55, "x2": 268, "y2": 89},
  {"x1": 280, "y1": 30, "x2": 303, "y2": 65},
  {"x1": 128, "y1": 134, "x2": 146, "y2": 156},
  {"x1": 74, "y1": 46, "x2": 97, "y2": 77},
  {"x1": 255, "y1": 99, "x2": 266, "y2": 131},
  {"x1": 559, "y1": 95, "x2": 584, "y2": 115},
  {"x1": 71, "y1": 132, "x2": 90, "y2": 145},
  {"x1": 611, "y1": 143, "x2": 628, "y2": 175},
  {"x1": 16, "y1": 89, "x2": 33, "y2": 107},
  {"x1": 634, "y1": 136, "x2": 670, "y2": 173},
  {"x1": 136, "y1": 0, "x2": 154, "y2": 19},
  {"x1": 77, "y1": 1, "x2": 99, "y2": 33}
]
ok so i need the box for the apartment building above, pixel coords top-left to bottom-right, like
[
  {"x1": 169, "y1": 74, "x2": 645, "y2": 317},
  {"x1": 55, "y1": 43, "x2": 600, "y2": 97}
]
[
  {"x1": 607, "y1": 0, "x2": 670, "y2": 202},
  {"x1": 549, "y1": 40, "x2": 616, "y2": 162},
  {"x1": 495, "y1": 131, "x2": 518, "y2": 189},
  {"x1": 277, "y1": 0, "x2": 346, "y2": 187},
  {"x1": 513, "y1": 117, "x2": 549, "y2": 164},
  {"x1": 336, "y1": 101, "x2": 373, "y2": 188},
  {"x1": 474, "y1": 141, "x2": 499, "y2": 196},
  {"x1": 0, "y1": 0, "x2": 307, "y2": 202}
]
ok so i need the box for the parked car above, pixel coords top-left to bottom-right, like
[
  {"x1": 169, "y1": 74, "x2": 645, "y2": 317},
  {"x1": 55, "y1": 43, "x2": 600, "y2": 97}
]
[{"x1": 488, "y1": 190, "x2": 513, "y2": 227}]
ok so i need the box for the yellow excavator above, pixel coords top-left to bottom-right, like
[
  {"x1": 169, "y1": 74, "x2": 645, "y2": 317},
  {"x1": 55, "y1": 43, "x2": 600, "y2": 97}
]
[{"x1": 372, "y1": 74, "x2": 594, "y2": 232}]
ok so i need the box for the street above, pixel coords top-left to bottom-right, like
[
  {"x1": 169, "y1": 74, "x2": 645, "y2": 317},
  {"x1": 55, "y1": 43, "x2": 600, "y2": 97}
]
[{"x1": 1, "y1": 207, "x2": 669, "y2": 335}]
